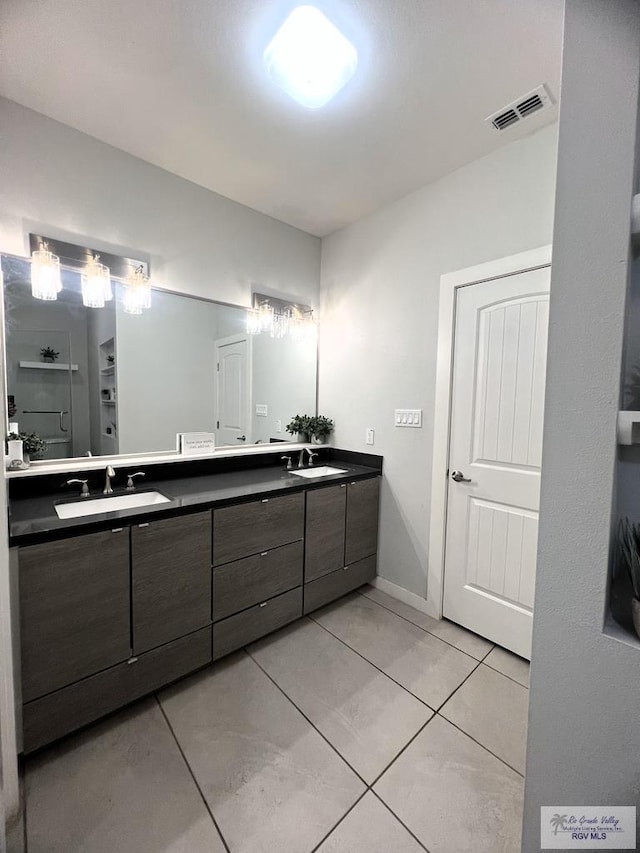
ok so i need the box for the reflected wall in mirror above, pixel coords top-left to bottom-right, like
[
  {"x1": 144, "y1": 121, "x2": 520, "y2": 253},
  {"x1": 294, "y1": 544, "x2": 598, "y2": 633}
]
[{"x1": 1, "y1": 255, "x2": 318, "y2": 460}]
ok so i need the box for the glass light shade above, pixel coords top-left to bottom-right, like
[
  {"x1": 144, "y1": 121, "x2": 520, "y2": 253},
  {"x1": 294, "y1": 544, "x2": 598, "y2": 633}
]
[
  {"x1": 271, "y1": 312, "x2": 289, "y2": 339},
  {"x1": 264, "y1": 6, "x2": 358, "y2": 109},
  {"x1": 246, "y1": 308, "x2": 261, "y2": 335},
  {"x1": 123, "y1": 266, "x2": 152, "y2": 315},
  {"x1": 31, "y1": 248, "x2": 62, "y2": 300},
  {"x1": 81, "y1": 257, "x2": 110, "y2": 308},
  {"x1": 258, "y1": 301, "x2": 274, "y2": 333},
  {"x1": 290, "y1": 310, "x2": 317, "y2": 342}
]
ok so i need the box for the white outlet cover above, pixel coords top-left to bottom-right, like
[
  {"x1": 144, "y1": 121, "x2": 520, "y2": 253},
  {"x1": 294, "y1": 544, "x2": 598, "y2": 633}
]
[{"x1": 366, "y1": 428, "x2": 375, "y2": 445}]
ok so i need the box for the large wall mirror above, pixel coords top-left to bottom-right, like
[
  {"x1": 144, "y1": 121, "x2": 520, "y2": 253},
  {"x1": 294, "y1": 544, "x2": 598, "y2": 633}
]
[{"x1": 1, "y1": 255, "x2": 317, "y2": 460}]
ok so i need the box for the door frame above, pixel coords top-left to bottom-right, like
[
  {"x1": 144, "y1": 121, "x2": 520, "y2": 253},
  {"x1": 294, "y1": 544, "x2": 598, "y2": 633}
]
[
  {"x1": 427, "y1": 245, "x2": 552, "y2": 619},
  {"x1": 214, "y1": 333, "x2": 252, "y2": 446}
]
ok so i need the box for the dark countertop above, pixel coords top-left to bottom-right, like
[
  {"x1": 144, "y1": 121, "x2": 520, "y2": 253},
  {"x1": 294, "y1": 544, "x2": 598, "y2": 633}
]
[{"x1": 9, "y1": 459, "x2": 381, "y2": 546}]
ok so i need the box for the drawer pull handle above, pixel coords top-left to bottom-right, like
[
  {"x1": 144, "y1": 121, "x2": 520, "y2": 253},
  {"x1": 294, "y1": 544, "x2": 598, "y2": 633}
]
[
  {"x1": 261, "y1": 499, "x2": 269, "y2": 503},
  {"x1": 138, "y1": 523, "x2": 149, "y2": 528},
  {"x1": 111, "y1": 528, "x2": 124, "y2": 533},
  {"x1": 261, "y1": 551, "x2": 268, "y2": 557},
  {"x1": 127, "y1": 657, "x2": 138, "y2": 665},
  {"x1": 340, "y1": 484, "x2": 346, "y2": 488},
  {"x1": 259, "y1": 601, "x2": 268, "y2": 608}
]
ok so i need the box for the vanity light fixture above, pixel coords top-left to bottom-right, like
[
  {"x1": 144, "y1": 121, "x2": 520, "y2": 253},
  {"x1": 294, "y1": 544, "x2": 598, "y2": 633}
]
[
  {"x1": 264, "y1": 5, "x2": 358, "y2": 109},
  {"x1": 80, "y1": 254, "x2": 110, "y2": 308},
  {"x1": 30, "y1": 243, "x2": 62, "y2": 301},
  {"x1": 246, "y1": 293, "x2": 316, "y2": 340},
  {"x1": 123, "y1": 265, "x2": 152, "y2": 315}
]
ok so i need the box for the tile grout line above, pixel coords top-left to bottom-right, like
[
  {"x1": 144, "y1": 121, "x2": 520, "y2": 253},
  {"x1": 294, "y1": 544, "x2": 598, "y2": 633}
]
[
  {"x1": 308, "y1": 789, "x2": 369, "y2": 853},
  {"x1": 358, "y1": 588, "x2": 493, "y2": 663},
  {"x1": 153, "y1": 694, "x2": 232, "y2": 853},
  {"x1": 481, "y1": 659, "x2": 530, "y2": 689},
  {"x1": 245, "y1": 648, "x2": 370, "y2": 788},
  {"x1": 368, "y1": 657, "x2": 487, "y2": 790},
  {"x1": 370, "y1": 790, "x2": 433, "y2": 853},
  {"x1": 359, "y1": 589, "x2": 530, "y2": 689},
  {"x1": 246, "y1": 645, "x2": 437, "y2": 853},
  {"x1": 308, "y1": 614, "x2": 436, "y2": 711},
  {"x1": 359, "y1": 588, "x2": 531, "y2": 689},
  {"x1": 435, "y1": 712, "x2": 525, "y2": 778}
]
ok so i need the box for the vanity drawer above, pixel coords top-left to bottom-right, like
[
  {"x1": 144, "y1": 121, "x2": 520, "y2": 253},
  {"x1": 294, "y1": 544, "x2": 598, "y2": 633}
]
[
  {"x1": 303, "y1": 555, "x2": 377, "y2": 615},
  {"x1": 22, "y1": 626, "x2": 212, "y2": 754},
  {"x1": 213, "y1": 493, "x2": 304, "y2": 565},
  {"x1": 213, "y1": 541, "x2": 303, "y2": 621},
  {"x1": 213, "y1": 587, "x2": 302, "y2": 660}
]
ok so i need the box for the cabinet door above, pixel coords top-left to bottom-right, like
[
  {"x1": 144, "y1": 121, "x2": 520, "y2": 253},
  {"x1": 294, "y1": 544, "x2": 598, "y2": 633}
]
[
  {"x1": 132, "y1": 511, "x2": 212, "y2": 654},
  {"x1": 20, "y1": 528, "x2": 130, "y2": 703},
  {"x1": 345, "y1": 478, "x2": 380, "y2": 565},
  {"x1": 305, "y1": 485, "x2": 347, "y2": 582},
  {"x1": 213, "y1": 493, "x2": 304, "y2": 566}
]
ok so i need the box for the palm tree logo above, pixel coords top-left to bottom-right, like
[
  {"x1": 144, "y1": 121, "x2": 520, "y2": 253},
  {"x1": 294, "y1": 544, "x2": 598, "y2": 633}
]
[{"x1": 550, "y1": 814, "x2": 568, "y2": 835}]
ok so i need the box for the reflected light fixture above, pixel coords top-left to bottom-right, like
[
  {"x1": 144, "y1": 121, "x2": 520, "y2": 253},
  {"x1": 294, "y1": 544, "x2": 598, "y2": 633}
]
[
  {"x1": 81, "y1": 254, "x2": 110, "y2": 308},
  {"x1": 246, "y1": 293, "x2": 317, "y2": 340},
  {"x1": 264, "y1": 5, "x2": 358, "y2": 109},
  {"x1": 30, "y1": 243, "x2": 62, "y2": 301},
  {"x1": 123, "y1": 265, "x2": 152, "y2": 315}
]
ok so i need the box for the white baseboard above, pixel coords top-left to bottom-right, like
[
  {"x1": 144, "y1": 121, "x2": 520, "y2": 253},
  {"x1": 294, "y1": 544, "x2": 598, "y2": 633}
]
[{"x1": 371, "y1": 576, "x2": 440, "y2": 620}]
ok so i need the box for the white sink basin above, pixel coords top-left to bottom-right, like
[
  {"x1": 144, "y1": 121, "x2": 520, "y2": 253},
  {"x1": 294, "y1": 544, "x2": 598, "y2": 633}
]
[
  {"x1": 291, "y1": 466, "x2": 348, "y2": 479},
  {"x1": 55, "y1": 490, "x2": 171, "y2": 519}
]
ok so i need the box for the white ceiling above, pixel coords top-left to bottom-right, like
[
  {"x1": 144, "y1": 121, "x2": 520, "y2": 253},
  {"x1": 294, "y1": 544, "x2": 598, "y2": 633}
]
[{"x1": 0, "y1": 0, "x2": 563, "y2": 237}]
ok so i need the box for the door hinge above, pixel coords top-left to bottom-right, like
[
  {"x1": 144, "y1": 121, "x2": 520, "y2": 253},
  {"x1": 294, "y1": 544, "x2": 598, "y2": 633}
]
[
  {"x1": 216, "y1": 420, "x2": 220, "y2": 429},
  {"x1": 216, "y1": 362, "x2": 220, "y2": 372}
]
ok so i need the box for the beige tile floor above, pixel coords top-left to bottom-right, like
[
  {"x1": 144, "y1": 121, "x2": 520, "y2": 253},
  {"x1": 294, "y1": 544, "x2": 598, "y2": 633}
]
[{"x1": 20, "y1": 585, "x2": 530, "y2": 853}]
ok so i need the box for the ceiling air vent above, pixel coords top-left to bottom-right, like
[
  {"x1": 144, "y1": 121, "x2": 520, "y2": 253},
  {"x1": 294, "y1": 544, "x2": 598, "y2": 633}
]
[{"x1": 486, "y1": 84, "x2": 553, "y2": 132}]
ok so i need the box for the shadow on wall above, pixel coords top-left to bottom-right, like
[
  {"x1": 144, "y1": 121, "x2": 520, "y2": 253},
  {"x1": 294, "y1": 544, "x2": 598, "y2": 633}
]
[{"x1": 377, "y1": 477, "x2": 429, "y2": 599}]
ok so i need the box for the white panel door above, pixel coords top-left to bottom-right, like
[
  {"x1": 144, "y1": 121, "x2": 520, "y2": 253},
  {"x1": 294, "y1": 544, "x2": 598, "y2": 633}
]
[
  {"x1": 443, "y1": 267, "x2": 550, "y2": 658},
  {"x1": 215, "y1": 335, "x2": 250, "y2": 446}
]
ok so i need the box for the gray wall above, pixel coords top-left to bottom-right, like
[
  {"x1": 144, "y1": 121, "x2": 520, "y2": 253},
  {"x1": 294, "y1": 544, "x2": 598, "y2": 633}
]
[
  {"x1": 0, "y1": 97, "x2": 320, "y2": 308},
  {"x1": 523, "y1": 2, "x2": 640, "y2": 850},
  {"x1": 319, "y1": 123, "x2": 558, "y2": 599}
]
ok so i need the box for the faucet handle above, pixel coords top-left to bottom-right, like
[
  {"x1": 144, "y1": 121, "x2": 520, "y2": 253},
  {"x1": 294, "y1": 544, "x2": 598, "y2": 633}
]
[
  {"x1": 67, "y1": 478, "x2": 90, "y2": 497},
  {"x1": 306, "y1": 448, "x2": 319, "y2": 466},
  {"x1": 126, "y1": 472, "x2": 146, "y2": 490},
  {"x1": 281, "y1": 456, "x2": 293, "y2": 471}
]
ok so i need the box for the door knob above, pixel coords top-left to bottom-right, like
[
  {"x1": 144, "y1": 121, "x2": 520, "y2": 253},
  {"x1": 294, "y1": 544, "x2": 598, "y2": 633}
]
[
  {"x1": 236, "y1": 435, "x2": 246, "y2": 442},
  {"x1": 451, "y1": 471, "x2": 472, "y2": 483}
]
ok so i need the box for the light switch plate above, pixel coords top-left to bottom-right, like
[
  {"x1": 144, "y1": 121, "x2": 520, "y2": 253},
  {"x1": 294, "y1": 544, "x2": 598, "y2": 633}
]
[
  {"x1": 255, "y1": 404, "x2": 268, "y2": 417},
  {"x1": 365, "y1": 428, "x2": 375, "y2": 445},
  {"x1": 275, "y1": 419, "x2": 282, "y2": 433},
  {"x1": 395, "y1": 408, "x2": 422, "y2": 428}
]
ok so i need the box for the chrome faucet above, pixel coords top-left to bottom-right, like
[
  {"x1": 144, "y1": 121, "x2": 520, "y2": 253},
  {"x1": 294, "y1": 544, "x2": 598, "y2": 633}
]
[
  {"x1": 67, "y1": 478, "x2": 89, "y2": 497},
  {"x1": 305, "y1": 448, "x2": 318, "y2": 467},
  {"x1": 103, "y1": 465, "x2": 116, "y2": 495},
  {"x1": 298, "y1": 450, "x2": 306, "y2": 469},
  {"x1": 126, "y1": 472, "x2": 146, "y2": 491},
  {"x1": 281, "y1": 455, "x2": 293, "y2": 471}
]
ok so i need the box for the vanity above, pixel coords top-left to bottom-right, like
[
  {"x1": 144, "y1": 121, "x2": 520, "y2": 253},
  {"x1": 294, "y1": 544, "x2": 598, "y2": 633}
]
[{"x1": 8, "y1": 447, "x2": 382, "y2": 753}]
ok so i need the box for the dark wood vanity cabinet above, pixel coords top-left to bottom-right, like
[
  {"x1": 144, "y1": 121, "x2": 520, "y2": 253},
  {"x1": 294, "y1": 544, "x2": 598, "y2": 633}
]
[
  {"x1": 18, "y1": 473, "x2": 380, "y2": 752},
  {"x1": 132, "y1": 511, "x2": 212, "y2": 653},
  {"x1": 20, "y1": 529, "x2": 131, "y2": 703},
  {"x1": 212, "y1": 493, "x2": 305, "y2": 658},
  {"x1": 345, "y1": 478, "x2": 380, "y2": 564},
  {"x1": 213, "y1": 492, "x2": 304, "y2": 565},
  {"x1": 305, "y1": 484, "x2": 347, "y2": 582},
  {"x1": 303, "y1": 478, "x2": 380, "y2": 614}
]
